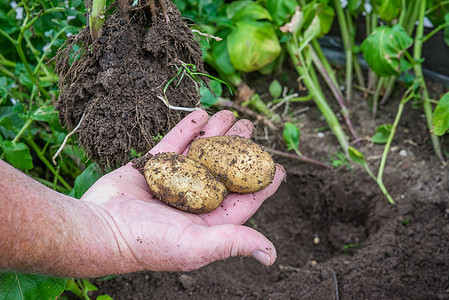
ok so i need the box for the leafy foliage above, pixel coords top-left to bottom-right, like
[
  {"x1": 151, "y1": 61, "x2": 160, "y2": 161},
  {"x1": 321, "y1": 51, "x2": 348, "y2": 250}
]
[
  {"x1": 432, "y1": 92, "x2": 449, "y2": 136},
  {"x1": 372, "y1": 124, "x2": 393, "y2": 144},
  {"x1": 376, "y1": 0, "x2": 401, "y2": 22},
  {"x1": 0, "y1": 272, "x2": 66, "y2": 300},
  {"x1": 283, "y1": 122, "x2": 302, "y2": 156},
  {"x1": 361, "y1": 24, "x2": 413, "y2": 76}
]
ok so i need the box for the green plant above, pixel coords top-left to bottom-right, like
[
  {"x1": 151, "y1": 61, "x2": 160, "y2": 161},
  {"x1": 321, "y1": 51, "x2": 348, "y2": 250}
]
[
  {"x1": 64, "y1": 278, "x2": 112, "y2": 300},
  {"x1": 283, "y1": 122, "x2": 302, "y2": 156},
  {"x1": 342, "y1": 243, "x2": 362, "y2": 256},
  {"x1": 329, "y1": 151, "x2": 352, "y2": 170},
  {"x1": 432, "y1": 92, "x2": 449, "y2": 136}
]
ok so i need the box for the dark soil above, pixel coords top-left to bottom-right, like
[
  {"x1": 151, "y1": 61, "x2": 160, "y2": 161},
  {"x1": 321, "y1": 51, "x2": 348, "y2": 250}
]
[
  {"x1": 55, "y1": 0, "x2": 204, "y2": 169},
  {"x1": 77, "y1": 73, "x2": 449, "y2": 299}
]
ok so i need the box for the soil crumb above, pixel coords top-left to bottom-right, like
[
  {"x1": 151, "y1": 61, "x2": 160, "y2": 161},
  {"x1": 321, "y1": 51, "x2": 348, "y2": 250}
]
[{"x1": 55, "y1": 0, "x2": 204, "y2": 169}]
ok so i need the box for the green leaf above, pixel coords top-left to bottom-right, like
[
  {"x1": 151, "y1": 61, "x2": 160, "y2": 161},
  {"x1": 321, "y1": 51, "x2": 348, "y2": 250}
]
[
  {"x1": 266, "y1": 0, "x2": 296, "y2": 26},
  {"x1": 227, "y1": 21, "x2": 281, "y2": 72},
  {"x1": 200, "y1": 80, "x2": 222, "y2": 108},
  {"x1": 377, "y1": 0, "x2": 401, "y2": 22},
  {"x1": 301, "y1": 14, "x2": 321, "y2": 51},
  {"x1": 372, "y1": 124, "x2": 392, "y2": 144},
  {"x1": 432, "y1": 92, "x2": 449, "y2": 135},
  {"x1": 347, "y1": 0, "x2": 363, "y2": 14},
  {"x1": 69, "y1": 163, "x2": 102, "y2": 199},
  {"x1": 0, "y1": 272, "x2": 66, "y2": 300},
  {"x1": 283, "y1": 122, "x2": 300, "y2": 151},
  {"x1": 0, "y1": 10, "x2": 18, "y2": 34},
  {"x1": 2, "y1": 140, "x2": 33, "y2": 170},
  {"x1": 0, "y1": 106, "x2": 24, "y2": 131},
  {"x1": 31, "y1": 105, "x2": 62, "y2": 131},
  {"x1": 210, "y1": 37, "x2": 236, "y2": 75},
  {"x1": 229, "y1": 2, "x2": 272, "y2": 22},
  {"x1": 348, "y1": 146, "x2": 366, "y2": 166},
  {"x1": 361, "y1": 24, "x2": 413, "y2": 77},
  {"x1": 316, "y1": 4, "x2": 335, "y2": 37},
  {"x1": 19, "y1": 73, "x2": 34, "y2": 89},
  {"x1": 81, "y1": 279, "x2": 98, "y2": 292},
  {"x1": 226, "y1": 1, "x2": 254, "y2": 19},
  {"x1": 97, "y1": 295, "x2": 114, "y2": 300},
  {"x1": 172, "y1": 0, "x2": 187, "y2": 10},
  {"x1": 269, "y1": 79, "x2": 282, "y2": 98}
]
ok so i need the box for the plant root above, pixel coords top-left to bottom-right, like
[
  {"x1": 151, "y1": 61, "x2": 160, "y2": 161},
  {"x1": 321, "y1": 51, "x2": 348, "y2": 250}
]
[{"x1": 52, "y1": 113, "x2": 85, "y2": 165}]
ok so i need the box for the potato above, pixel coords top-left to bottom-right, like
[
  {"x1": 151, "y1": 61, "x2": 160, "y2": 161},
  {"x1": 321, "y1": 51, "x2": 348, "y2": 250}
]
[
  {"x1": 187, "y1": 135, "x2": 276, "y2": 193},
  {"x1": 144, "y1": 152, "x2": 228, "y2": 213}
]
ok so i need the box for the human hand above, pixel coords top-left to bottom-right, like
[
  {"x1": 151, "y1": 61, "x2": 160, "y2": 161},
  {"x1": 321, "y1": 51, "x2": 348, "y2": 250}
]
[{"x1": 81, "y1": 110, "x2": 285, "y2": 273}]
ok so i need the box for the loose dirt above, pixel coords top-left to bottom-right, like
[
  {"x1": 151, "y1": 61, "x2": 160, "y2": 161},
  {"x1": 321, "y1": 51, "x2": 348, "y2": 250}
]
[
  {"x1": 55, "y1": 0, "x2": 204, "y2": 169},
  {"x1": 83, "y1": 75, "x2": 449, "y2": 299}
]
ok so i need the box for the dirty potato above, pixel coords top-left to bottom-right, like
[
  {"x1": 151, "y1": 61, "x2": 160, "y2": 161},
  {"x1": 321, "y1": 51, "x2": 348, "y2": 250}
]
[
  {"x1": 144, "y1": 152, "x2": 228, "y2": 213},
  {"x1": 187, "y1": 136, "x2": 276, "y2": 193}
]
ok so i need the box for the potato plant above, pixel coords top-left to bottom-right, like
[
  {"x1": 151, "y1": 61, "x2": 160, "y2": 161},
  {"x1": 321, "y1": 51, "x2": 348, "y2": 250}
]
[{"x1": 178, "y1": 0, "x2": 449, "y2": 203}]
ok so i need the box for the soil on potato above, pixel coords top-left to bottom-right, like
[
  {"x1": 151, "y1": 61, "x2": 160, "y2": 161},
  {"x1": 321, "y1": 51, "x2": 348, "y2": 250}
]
[
  {"x1": 82, "y1": 74, "x2": 449, "y2": 299},
  {"x1": 55, "y1": 0, "x2": 204, "y2": 169}
]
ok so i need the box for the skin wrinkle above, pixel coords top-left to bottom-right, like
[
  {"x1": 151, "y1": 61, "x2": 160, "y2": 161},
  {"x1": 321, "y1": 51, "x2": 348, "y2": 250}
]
[{"x1": 88, "y1": 203, "x2": 140, "y2": 270}]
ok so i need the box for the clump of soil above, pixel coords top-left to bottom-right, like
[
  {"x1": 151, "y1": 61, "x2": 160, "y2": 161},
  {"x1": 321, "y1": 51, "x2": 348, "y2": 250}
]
[{"x1": 55, "y1": 0, "x2": 204, "y2": 169}]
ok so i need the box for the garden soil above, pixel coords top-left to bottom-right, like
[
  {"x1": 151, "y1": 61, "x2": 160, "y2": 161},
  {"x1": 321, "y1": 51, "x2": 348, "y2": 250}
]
[
  {"x1": 55, "y1": 0, "x2": 203, "y2": 169},
  {"x1": 83, "y1": 76, "x2": 449, "y2": 299}
]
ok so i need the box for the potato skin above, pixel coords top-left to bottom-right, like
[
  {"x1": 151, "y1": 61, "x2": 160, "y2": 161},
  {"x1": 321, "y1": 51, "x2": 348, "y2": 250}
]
[
  {"x1": 187, "y1": 136, "x2": 276, "y2": 193},
  {"x1": 144, "y1": 152, "x2": 228, "y2": 213}
]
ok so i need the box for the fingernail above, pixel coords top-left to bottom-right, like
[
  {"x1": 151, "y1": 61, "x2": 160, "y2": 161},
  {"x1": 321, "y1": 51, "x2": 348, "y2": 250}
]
[{"x1": 252, "y1": 250, "x2": 271, "y2": 266}]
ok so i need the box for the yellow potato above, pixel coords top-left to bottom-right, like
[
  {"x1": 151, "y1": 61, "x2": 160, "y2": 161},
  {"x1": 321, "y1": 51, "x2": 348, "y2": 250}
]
[
  {"x1": 144, "y1": 152, "x2": 228, "y2": 213},
  {"x1": 187, "y1": 135, "x2": 276, "y2": 193}
]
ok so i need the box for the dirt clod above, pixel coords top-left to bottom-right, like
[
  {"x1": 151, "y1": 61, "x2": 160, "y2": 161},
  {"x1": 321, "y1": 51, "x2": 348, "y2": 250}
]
[{"x1": 56, "y1": 0, "x2": 204, "y2": 169}]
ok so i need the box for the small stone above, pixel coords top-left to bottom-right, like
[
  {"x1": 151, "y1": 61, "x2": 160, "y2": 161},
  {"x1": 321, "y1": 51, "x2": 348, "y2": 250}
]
[
  {"x1": 317, "y1": 132, "x2": 325, "y2": 138},
  {"x1": 179, "y1": 274, "x2": 194, "y2": 290},
  {"x1": 399, "y1": 149, "x2": 407, "y2": 157}
]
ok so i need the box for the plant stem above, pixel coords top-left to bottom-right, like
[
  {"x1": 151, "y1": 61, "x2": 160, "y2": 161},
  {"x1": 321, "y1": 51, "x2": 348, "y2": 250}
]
[
  {"x1": 405, "y1": 0, "x2": 420, "y2": 36},
  {"x1": 422, "y1": 23, "x2": 449, "y2": 43},
  {"x1": 287, "y1": 42, "x2": 349, "y2": 154},
  {"x1": 34, "y1": 26, "x2": 71, "y2": 74},
  {"x1": 266, "y1": 148, "x2": 331, "y2": 169},
  {"x1": 376, "y1": 88, "x2": 415, "y2": 204},
  {"x1": 372, "y1": 76, "x2": 385, "y2": 117},
  {"x1": 426, "y1": 0, "x2": 449, "y2": 15},
  {"x1": 25, "y1": 135, "x2": 72, "y2": 191},
  {"x1": 414, "y1": 0, "x2": 445, "y2": 163},
  {"x1": 353, "y1": 53, "x2": 365, "y2": 88},
  {"x1": 360, "y1": 161, "x2": 393, "y2": 204},
  {"x1": 334, "y1": 0, "x2": 353, "y2": 103},
  {"x1": 89, "y1": 0, "x2": 106, "y2": 40},
  {"x1": 310, "y1": 46, "x2": 358, "y2": 140},
  {"x1": 34, "y1": 177, "x2": 70, "y2": 194},
  {"x1": 380, "y1": 76, "x2": 395, "y2": 105},
  {"x1": 12, "y1": 119, "x2": 33, "y2": 143}
]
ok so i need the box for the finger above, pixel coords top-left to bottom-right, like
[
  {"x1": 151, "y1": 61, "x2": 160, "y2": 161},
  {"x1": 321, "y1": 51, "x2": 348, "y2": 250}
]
[
  {"x1": 177, "y1": 224, "x2": 276, "y2": 271},
  {"x1": 225, "y1": 119, "x2": 254, "y2": 138},
  {"x1": 182, "y1": 110, "x2": 236, "y2": 155},
  {"x1": 149, "y1": 110, "x2": 209, "y2": 155},
  {"x1": 201, "y1": 164, "x2": 286, "y2": 226},
  {"x1": 194, "y1": 110, "x2": 236, "y2": 138}
]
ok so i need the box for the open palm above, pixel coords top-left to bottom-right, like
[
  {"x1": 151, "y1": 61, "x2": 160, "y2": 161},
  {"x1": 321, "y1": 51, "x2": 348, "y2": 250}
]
[{"x1": 80, "y1": 110, "x2": 285, "y2": 273}]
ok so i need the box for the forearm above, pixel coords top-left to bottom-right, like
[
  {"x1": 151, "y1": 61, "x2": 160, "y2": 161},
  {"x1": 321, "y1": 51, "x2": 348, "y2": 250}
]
[{"x1": 0, "y1": 160, "x2": 136, "y2": 278}]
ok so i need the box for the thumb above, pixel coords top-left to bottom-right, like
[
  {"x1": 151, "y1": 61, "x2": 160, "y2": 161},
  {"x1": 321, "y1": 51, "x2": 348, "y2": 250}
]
[{"x1": 186, "y1": 224, "x2": 277, "y2": 269}]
